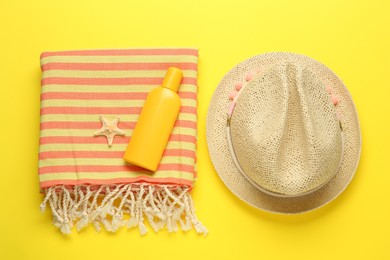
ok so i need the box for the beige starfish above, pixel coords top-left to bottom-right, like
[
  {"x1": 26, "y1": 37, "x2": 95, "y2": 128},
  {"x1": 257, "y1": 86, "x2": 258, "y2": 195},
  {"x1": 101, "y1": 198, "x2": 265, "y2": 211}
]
[{"x1": 94, "y1": 115, "x2": 126, "y2": 147}]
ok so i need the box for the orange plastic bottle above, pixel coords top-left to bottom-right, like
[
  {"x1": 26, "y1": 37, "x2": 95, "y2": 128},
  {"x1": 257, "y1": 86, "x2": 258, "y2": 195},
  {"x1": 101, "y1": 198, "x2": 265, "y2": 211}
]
[{"x1": 123, "y1": 67, "x2": 182, "y2": 171}]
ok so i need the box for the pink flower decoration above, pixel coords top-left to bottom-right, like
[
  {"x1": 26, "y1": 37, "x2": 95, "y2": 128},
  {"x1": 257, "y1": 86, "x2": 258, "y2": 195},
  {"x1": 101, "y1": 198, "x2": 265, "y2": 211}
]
[
  {"x1": 229, "y1": 90, "x2": 238, "y2": 100},
  {"x1": 331, "y1": 95, "x2": 339, "y2": 106},
  {"x1": 245, "y1": 71, "x2": 254, "y2": 82},
  {"x1": 326, "y1": 85, "x2": 333, "y2": 94},
  {"x1": 235, "y1": 82, "x2": 243, "y2": 91}
]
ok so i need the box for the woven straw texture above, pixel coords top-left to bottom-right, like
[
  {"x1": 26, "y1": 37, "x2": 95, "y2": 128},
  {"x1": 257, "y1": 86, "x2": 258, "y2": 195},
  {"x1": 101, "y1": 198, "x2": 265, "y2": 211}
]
[
  {"x1": 232, "y1": 63, "x2": 343, "y2": 196},
  {"x1": 207, "y1": 53, "x2": 361, "y2": 213}
]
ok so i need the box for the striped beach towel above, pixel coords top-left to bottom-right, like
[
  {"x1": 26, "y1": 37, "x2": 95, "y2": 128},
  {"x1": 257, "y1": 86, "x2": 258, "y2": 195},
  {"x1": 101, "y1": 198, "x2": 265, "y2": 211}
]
[{"x1": 38, "y1": 48, "x2": 207, "y2": 235}]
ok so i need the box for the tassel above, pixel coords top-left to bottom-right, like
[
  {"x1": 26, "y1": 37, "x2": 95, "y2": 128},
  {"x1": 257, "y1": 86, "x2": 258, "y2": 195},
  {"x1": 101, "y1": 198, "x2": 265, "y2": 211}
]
[{"x1": 40, "y1": 184, "x2": 207, "y2": 235}]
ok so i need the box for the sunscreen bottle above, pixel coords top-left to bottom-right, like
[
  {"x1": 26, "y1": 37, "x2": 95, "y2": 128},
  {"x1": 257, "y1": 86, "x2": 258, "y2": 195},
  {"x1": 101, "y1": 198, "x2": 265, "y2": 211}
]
[{"x1": 123, "y1": 67, "x2": 182, "y2": 171}]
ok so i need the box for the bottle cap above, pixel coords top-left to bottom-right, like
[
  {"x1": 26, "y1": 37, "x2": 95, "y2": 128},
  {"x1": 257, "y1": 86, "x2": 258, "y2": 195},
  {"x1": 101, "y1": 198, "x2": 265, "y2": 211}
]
[{"x1": 162, "y1": 67, "x2": 183, "y2": 92}]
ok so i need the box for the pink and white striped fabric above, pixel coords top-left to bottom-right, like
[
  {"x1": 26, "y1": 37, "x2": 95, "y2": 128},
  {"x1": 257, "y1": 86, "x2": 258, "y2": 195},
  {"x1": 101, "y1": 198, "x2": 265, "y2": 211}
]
[{"x1": 38, "y1": 48, "x2": 206, "y2": 235}]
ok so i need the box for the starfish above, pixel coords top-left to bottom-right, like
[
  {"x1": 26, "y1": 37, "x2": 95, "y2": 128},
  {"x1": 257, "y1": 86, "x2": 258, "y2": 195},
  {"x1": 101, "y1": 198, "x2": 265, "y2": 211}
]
[{"x1": 94, "y1": 115, "x2": 126, "y2": 147}]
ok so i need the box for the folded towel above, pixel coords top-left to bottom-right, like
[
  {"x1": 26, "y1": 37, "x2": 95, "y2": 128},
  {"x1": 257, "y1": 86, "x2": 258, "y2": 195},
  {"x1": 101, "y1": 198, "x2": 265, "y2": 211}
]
[{"x1": 38, "y1": 48, "x2": 206, "y2": 235}]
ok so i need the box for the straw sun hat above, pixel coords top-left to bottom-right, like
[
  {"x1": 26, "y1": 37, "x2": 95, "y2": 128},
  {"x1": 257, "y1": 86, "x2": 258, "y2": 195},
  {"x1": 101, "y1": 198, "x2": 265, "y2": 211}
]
[{"x1": 206, "y1": 53, "x2": 361, "y2": 213}]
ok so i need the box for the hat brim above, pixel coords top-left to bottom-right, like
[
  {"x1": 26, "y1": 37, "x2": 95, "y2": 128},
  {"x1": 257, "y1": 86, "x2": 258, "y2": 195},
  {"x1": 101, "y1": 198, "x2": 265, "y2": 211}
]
[{"x1": 206, "y1": 53, "x2": 361, "y2": 214}]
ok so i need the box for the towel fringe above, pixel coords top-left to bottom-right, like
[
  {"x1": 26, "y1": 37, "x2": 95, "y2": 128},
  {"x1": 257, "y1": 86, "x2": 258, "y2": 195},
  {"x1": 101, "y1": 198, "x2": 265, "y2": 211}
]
[{"x1": 40, "y1": 184, "x2": 207, "y2": 236}]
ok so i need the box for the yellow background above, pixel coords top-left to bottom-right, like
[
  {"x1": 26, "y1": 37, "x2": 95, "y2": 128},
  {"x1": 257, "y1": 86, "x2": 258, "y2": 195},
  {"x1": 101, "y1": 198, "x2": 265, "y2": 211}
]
[{"x1": 0, "y1": 0, "x2": 389, "y2": 259}]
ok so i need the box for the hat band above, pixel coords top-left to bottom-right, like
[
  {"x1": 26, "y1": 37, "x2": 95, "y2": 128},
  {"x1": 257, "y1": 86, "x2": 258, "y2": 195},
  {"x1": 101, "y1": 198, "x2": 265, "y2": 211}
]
[{"x1": 226, "y1": 118, "x2": 345, "y2": 198}]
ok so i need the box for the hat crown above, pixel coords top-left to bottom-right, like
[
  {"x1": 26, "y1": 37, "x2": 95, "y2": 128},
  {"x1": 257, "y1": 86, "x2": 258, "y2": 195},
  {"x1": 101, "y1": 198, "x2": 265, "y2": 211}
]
[{"x1": 230, "y1": 62, "x2": 343, "y2": 196}]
